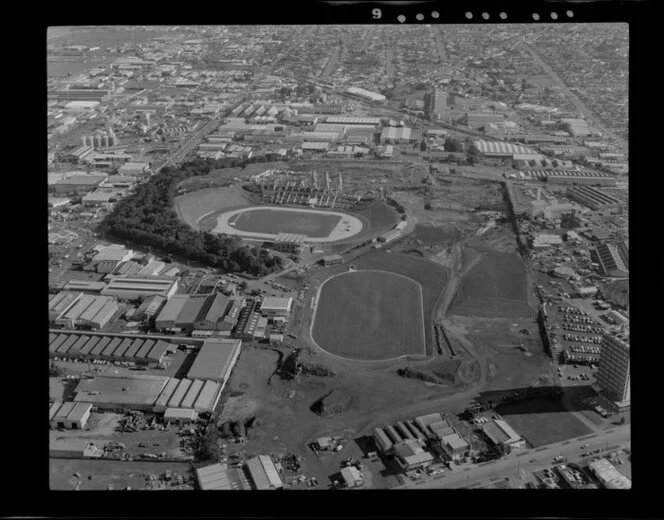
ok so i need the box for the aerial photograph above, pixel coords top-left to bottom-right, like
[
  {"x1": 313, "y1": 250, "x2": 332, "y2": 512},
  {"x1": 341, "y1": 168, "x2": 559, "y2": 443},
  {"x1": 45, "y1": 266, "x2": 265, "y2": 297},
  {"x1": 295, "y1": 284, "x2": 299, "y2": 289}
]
[{"x1": 47, "y1": 23, "x2": 630, "y2": 491}]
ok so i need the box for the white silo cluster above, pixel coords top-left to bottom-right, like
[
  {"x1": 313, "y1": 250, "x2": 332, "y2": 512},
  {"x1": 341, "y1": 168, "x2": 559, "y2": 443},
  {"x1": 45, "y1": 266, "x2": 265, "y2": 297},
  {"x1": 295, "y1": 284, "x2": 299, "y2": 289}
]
[{"x1": 81, "y1": 128, "x2": 118, "y2": 149}]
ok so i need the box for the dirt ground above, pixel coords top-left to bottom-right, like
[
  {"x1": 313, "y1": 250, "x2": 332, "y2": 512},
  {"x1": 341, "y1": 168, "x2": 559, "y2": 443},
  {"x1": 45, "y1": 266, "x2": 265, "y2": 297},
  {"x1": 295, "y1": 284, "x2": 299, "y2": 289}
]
[
  {"x1": 49, "y1": 459, "x2": 194, "y2": 490},
  {"x1": 447, "y1": 316, "x2": 553, "y2": 392},
  {"x1": 218, "y1": 345, "x2": 460, "y2": 486},
  {"x1": 50, "y1": 412, "x2": 186, "y2": 459}
]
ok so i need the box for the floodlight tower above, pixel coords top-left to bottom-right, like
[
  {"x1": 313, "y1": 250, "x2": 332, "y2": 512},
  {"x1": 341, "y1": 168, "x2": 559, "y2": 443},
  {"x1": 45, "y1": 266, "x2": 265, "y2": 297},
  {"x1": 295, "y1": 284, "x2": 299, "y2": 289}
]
[
  {"x1": 325, "y1": 171, "x2": 330, "y2": 191},
  {"x1": 338, "y1": 172, "x2": 343, "y2": 191}
]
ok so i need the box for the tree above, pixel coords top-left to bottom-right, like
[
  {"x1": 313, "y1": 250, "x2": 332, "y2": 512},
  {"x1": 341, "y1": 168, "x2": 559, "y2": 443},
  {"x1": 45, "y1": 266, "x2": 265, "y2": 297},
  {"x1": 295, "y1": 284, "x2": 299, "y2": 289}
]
[
  {"x1": 49, "y1": 362, "x2": 64, "y2": 378},
  {"x1": 420, "y1": 140, "x2": 427, "y2": 152},
  {"x1": 444, "y1": 138, "x2": 463, "y2": 153}
]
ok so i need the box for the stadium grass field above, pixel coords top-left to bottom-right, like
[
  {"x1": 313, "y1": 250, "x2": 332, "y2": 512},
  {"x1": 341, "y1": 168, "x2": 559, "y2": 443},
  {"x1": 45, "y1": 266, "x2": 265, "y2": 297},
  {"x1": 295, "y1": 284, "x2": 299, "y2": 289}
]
[
  {"x1": 352, "y1": 251, "x2": 450, "y2": 356},
  {"x1": 311, "y1": 270, "x2": 426, "y2": 361},
  {"x1": 231, "y1": 208, "x2": 343, "y2": 238}
]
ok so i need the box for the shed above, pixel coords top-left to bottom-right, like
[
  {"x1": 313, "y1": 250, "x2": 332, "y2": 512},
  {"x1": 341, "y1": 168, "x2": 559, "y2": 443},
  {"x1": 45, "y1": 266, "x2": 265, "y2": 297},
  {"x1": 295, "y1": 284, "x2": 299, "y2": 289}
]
[
  {"x1": 246, "y1": 455, "x2": 283, "y2": 490},
  {"x1": 164, "y1": 407, "x2": 198, "y2": 424},
  {"x1": 340, "y1": 466, "x2": 363, "y2": 487},
  {"x1": 153, "y1": 377, "x2": 180, "y2": 412},
  {"x1": 193, "y1": 380, "x2": 222, "y2": 413}
]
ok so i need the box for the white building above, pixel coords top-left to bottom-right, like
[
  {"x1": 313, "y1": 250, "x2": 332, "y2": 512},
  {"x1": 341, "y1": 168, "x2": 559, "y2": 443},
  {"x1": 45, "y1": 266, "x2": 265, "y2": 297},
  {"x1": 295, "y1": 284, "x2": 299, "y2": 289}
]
[
  {"x1": 595, "y1": 330, "x2": 630, "y2": 409},
  {"x1": 260, "y1": 297, "x2": 293, "y2": 322},
  {"x1": 346, "y1": 87, "x2": 385, "y2": 103},
  {"x1": 482, "y1": 419, "x2": 526, "y2": 453}
]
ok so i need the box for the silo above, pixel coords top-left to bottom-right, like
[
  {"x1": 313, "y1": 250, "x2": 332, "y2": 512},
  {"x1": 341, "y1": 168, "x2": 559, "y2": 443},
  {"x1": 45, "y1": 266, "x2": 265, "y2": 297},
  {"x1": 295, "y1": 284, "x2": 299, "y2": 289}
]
[
  {"x1": 102, "y1": 133, "x2": 109, "y2": 148},
  {"x1": 108, "y1": 134, "x2": 117, "y2": 147},
  {"x1": 94, "y1": 134, "x2": 102, "y2": 149},
  {"x1": 81, "y1": 135, "x2": 88, "y2": 147}
]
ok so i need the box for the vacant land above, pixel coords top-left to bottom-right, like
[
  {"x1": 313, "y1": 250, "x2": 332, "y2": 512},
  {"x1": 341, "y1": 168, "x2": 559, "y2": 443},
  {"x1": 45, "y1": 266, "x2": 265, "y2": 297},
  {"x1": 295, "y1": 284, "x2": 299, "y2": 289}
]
[
  {"x1": 450, "y1": 248, "x2": 533, "y2": 318},
  {"x1": 312, "y1": 271, "x2": 425, "y2": 360},
  {"x1": 496, "y1": 397, "x2": 592, "y2": 447},
  {"x1": 351, "y1": 250, "x2": 450, "y2": 355},
  {"x1": 448, "y1": 316, "x2": 552, "y2": 392},
  {"x1": 174, "y1": 185, "x2": 250, "y2": 230},
  {"x1": 49, "y1": 459, "x2": 194, "y2": 490},
  {"x1": 232, "y1": 208, "x2": 342, "y2": 238}
]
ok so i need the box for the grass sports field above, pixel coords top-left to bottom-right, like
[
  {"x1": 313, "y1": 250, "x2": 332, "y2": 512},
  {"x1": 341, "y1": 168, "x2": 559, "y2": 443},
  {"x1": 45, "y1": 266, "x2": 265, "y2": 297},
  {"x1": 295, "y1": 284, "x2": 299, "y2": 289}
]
[
  {"x1": 451, "y1": 249, "x2": 533, "y2": 318},
  {"x1": 312, "y1": 270, "x2": 425, "y2": 361},
  {"x1": 352, "y1": 250, "x2": 450, "y2": 355},
  {"x1": 231, "y1": 208, "x2": 342, "y2": 238}
]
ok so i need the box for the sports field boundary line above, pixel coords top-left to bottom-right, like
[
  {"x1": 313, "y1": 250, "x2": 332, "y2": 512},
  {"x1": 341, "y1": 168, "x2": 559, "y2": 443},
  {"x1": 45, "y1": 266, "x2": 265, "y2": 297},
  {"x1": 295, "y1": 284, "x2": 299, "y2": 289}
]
[
  {"x1": 309, "y1": 269, "x2": 427, "y2": 363},
  {"x1": 212, "y1": 205, "x2": 364, "y2": 243}
]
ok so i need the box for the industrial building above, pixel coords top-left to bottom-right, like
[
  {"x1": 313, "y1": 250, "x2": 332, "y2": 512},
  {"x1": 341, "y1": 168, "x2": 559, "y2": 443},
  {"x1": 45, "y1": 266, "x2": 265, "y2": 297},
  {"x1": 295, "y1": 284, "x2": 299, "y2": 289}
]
[
  {"x1": 186, "y1": 339, "x2": 242, "y2": 390},
  {"x1": 345, "y1": 87, "x2": 385, "y2": 103},
  {"x1": 48, "y1": 332, "x2": 173, "y2": 364},
  {"x1": 50, "y1": 439, "x2": 102, "y2": 459},
  {"x1": 481, "y1": 420, "x2": 526, "y2": 453},
  {"x1": 373, "y1": 427, "x2": 393, "y2": 452},
  {"x1": 325, "y1": 116, "x2": 381, "y2": 126},
  {"x1": 234, "y1": 301, "x2": 262, "y2": 340},
  {"x1": 195, "y1": 463, "x2": 248, "y2": 490},
  {"x1": 246, "y1": 455, "x2": 284, "y2": 490},
  {"x1": 566, "y1": 186, "x2": 624, "y2": 211},
  {"x1": 259, "y1": 297, "x2": 293, "y2": 322},
  {"x1": 531, "y1": 233, "x2": 563, "y2": 248},
  {"x1": 321, "y1": 254, "x2": 344, "y2": 266},
  {"x1": 50, "y1": 401, "x2": 92, "y2": 430},
  {"x1": 380, "y1": 126, "x2": 413, "y2": 144},
  {"x1": 90, "y1": 245, "x2": 134, "y2": 267},
  {"x1": 392, "y1": 439, "x2": 434, "y2": 470},
  {"x1": 475, "y1": 140, "x2": 537, "y2": 157},
  {"x1": 594, "y1": 242, "x2": 629, "y2": 278},
  {"x1": 133, "y1": 295, "x2": 167, "y2": 322},
  {"x1": 271, "y1": 233, "x2": 307, "y2": 254},
  {"x1": 164, "y1": 407, "x2": 198, "y2": 424},
  {"x1": 101, "y1": 275, "x2": 179, "y2": 300},
  {"x1": 51, "y1": 293, "x2": 119, "y2": 330},
  {"x1": 53, "y1": 174, "x2": 107, "y2": 195},
  {"x1": 588, "y1": 459, "x2": 631, "y2": 489},
  {"x1": 49, "y1": 292, "x2": 82, "y2": 323},
  {"x1": 439, "y1": 433, "x2": 470, "y2": 461},
  {"x1": 339, "y1": 466, "x2": 364, "y2": 488},
  {"x1": 154, "y1": 294, "x2": 240, "y2": 332},
  {"x1": 595, "y1": 330, "x2": 630, "y2": 410},
  {"x1": 194, "y1": 293, "x2": 231, "y2": 330}
]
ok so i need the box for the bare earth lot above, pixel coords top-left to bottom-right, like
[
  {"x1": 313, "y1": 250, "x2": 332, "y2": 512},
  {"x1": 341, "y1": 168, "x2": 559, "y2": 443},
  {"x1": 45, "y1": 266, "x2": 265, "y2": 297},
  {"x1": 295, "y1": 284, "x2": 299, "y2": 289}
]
[
  {"x1": 50, "y1": 459, "x2": 194, "y2": 490},
  {"x1": 450, "y1": 247, "x2": 534, "y2": 318},
  {"x1": 312, "y1": 270, "x2": 425, "y2": 360}
]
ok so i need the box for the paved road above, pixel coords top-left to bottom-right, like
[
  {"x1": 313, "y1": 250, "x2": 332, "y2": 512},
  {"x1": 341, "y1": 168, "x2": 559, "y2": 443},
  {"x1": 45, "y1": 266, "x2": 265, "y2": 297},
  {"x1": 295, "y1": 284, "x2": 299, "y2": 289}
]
[{"x1": 400, "y1": 424, "x2": 630, "y2": 489}]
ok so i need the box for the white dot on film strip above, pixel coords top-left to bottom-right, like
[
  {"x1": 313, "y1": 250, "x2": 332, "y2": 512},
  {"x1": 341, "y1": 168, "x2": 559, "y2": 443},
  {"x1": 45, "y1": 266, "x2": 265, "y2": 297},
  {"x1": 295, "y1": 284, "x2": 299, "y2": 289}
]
[
  {"x1": 482, "y1": 12, "x2": 490, "y2": 20},
  {"x1": 500, "y1": 12, "x2": 507, "y2": 20},
  {"x1": 566, "y1": 10, "x2": 574, "y2": 18},
  {"x1": 533, "y1": 13, "x2": 540, "y2": 21},
  {"x1": 551, "y1": 12, "x2": 558, "y2": 20},
  {"x1": 398, "y1": 14, "x2": 406, "y2": 23},
  {"x1": 416, "y1": 13, "x2": 424, "y2": 21},
  {"x1": 432, "y1": 11, "x2": 439, "y2": 19},
  {"x1": 465, "y1": 12, "x2": 473, "y2": 20}
]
